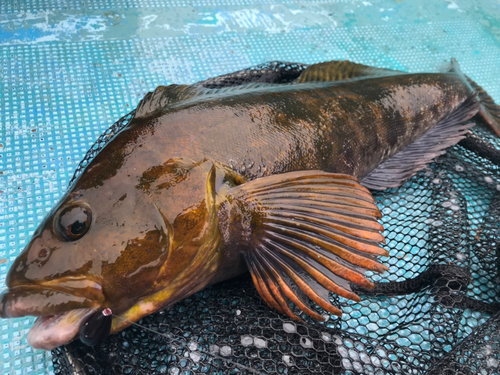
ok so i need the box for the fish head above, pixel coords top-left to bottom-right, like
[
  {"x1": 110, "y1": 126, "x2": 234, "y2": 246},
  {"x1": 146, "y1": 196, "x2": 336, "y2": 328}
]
[{"x1": 0, "y1": 156, "x2": 222, "y2": 350}]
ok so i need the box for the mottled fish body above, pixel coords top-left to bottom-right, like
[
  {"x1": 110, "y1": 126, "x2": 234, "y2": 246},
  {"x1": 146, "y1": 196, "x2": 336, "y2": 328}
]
[
  {"x1": 0, "y1": 59, "x2": 498, "y2": 350},
  {"x1": 115, "y1": 73, "x2": 473, "y2": 180}
]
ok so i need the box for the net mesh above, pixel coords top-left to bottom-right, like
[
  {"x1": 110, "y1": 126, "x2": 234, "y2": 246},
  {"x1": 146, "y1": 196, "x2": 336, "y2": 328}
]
[{"x1": 52, "y1": 63, "x2": 500, "y2": 375}]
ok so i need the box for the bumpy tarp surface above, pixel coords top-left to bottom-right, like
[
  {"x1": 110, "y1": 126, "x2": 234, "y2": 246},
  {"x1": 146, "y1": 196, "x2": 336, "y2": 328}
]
[{"x1": 1, "y1": 1, "x2": 500, "y2": 374}]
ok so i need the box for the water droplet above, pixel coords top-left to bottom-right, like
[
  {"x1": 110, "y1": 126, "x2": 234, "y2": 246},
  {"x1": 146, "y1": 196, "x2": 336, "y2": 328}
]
[
  {"x1": 441, "y1": 201, "x2": 452, "y2": 207},
  {"x1": 432, "y1": 178, "x2": 441, "y2": 184},
  {"x1": 484, "y1": 176, "x2": 494, "y2": 184},
  {"x1": 371, "y1": 355, "x2": 381, "y2": 367},
  {"x1": 496, "y1": 184, "x2": 500, "y2": 191},
  {"x1": 168, "y1": 367, "x2": 180, "y2": 375},
  {"x1": 349, "y1": 348, "x2": 360, "y2": 361},
  {"x1": 282, "y1": 354, "x2": 294, "y2": 366},
  {"x1": 235, "y1": 309, "x2": 241, "y2": 315},
  {"x1": 209, "y1": 345, "x2": 219, "y2": 354},
  {"x1": 283, "y1": 322, "x2": 296, "y2": 333},
  {"x1": 321, "y1": 332, "x2": 332, "y2": 342},
  {"x1": 342, "y1": 358, "x2": 353, "y2": 370},
  {"x1": 487, "y1": 357, "x2": 499, "y2": 368},
  {"x1": 300, "y1": 337, "x2": 314, "y2": 348},
  {"x1": 450, "y1": 205, "x2": 460, "y2": 211},
  {"x1": 376, "y1": 347, "x2": 387, "y2": 357},
  {"x1": 482, "y1": 344, "x2": 493, "y2": 356},
  {"x1": 220, "y1": 346, "x2": 232, "y2": 356},
  {"x1": 353, "y1": 361, "x2": 364, "y2": 372},
  {"x1": 455, "y1": 252, "x2": 466, "y2": 261},
  {"x1": 359, "y1": 352, "x2": 371, "y2": 364},
  {"x1": 455, "y1": 165, "x2": 464, "y2": 172},
  {"x1": 254, "y1": 338, "x2": 267, "y2": 348},
  {"x1": 432, "y1": 220, "x2": 443, "y2": 227},
  {"x1": 189, "y1": 352, "x2": 201, "y2": 363},
  {"x1": 241, "y1": 336, "x2": 253, "y2": 347},
  {"x1": 188, "y1": 342, "x2": 198, "y2": 351},
  {"x1": 337, "y1": 345, "x2": 348, "y2": 357}
]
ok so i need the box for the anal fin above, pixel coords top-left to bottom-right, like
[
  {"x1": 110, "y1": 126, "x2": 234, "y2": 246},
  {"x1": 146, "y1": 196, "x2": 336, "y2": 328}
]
[
  {"x1": 361, "y1": 94, "x2": 480, "y2": 190},
  {"x1": 219, "y1": 172, "x2": 388, "y2": 321}
]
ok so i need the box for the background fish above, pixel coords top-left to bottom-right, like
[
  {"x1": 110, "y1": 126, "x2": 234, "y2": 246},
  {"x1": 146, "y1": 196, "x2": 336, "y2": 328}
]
[{"x1": 0, "y1": 59, "x2": 499, "y2": 351}]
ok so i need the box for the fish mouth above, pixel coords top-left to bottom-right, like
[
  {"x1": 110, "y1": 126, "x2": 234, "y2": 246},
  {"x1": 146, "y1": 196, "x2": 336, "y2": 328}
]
[
  {"x1": 27, "y1": 309, "x2": 96, "y2": 350},
  {"x1": 0, "y1": 279, "x2": 105, "y2": 350}
]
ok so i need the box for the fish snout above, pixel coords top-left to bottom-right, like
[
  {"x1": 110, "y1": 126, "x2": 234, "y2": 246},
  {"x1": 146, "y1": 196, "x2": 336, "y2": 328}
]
[{"x1": 0, "y1": 280, "x2": 105, "y2": 319}]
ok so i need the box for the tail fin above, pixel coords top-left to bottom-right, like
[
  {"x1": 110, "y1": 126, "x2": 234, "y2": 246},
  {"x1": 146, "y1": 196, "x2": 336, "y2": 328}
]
[
  {"x1": 465, "y1": 76, "x2": 500, "y2": 137},
  {"x1": 450, "y1": 58, "x2": 500, "y2": 137}
]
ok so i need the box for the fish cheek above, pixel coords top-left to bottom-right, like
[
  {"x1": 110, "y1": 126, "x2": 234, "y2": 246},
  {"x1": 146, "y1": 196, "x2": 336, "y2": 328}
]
[
  {"x1": 153, "y1": 161, "x2": 218, "y2": 284},
  {"x1": 101, "y1": 228, "x2": 169, "y2": 311},
  {"x1": 164, "y1": 200, "x2": 211, "y2": 278},
  {"x1": 8, "y1": 227, "x2": 64, "y2": 286}
]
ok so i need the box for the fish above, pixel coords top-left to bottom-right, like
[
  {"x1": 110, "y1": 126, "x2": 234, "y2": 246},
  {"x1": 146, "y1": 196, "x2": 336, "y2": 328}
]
[{"x1": 1, "y1": 59, "x2": 499, "y2": 351}]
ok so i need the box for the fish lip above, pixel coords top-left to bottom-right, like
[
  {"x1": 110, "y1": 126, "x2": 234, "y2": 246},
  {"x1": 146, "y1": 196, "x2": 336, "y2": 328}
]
[
  {"x1": 27, "y1": 308, "x2": 97, "y2": 350},
  {"x1": 0, "y1": 278, "x2": 104, "y2": 319}
]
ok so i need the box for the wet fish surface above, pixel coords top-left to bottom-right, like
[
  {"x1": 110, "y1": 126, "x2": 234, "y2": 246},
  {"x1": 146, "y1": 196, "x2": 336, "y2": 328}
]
[{"x1": 1, "y1": 59, "x2": 499, "y2": 350}]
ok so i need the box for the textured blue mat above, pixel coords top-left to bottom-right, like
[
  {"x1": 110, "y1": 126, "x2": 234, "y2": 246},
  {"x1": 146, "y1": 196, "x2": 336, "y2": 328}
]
[{"x1": 1, "y1": 1, "x2": 499, "y2": 373}]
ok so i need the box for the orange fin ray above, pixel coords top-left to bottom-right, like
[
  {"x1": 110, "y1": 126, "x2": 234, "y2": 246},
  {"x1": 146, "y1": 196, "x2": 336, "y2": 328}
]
[{"x1": 222, "y1": 171, "x2": 388, "y2": 320}]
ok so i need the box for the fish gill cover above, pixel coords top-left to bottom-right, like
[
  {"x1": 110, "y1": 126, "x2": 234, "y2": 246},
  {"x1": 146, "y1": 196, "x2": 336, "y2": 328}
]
[{"x1": 55, "y1": 63, "x2": 500, "y2": 375}]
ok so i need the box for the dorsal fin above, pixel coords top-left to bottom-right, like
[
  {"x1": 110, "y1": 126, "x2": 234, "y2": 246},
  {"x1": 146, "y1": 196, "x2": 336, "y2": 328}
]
[
  {"x1": 134, "y1": 82, "x2": 296, "y2": 119},
  {"x1": 135, "y1": 60, "x2": 405, "y2": 119},
  {"x1": 197, "y1": 61, "x2": 309, "y2": 89},
  {"x1": 296, "y1": 60, "x2": 403, "y2": 83},
  {"x1": 135, "y1": 60, "x2": 406, "y2": 119},
  {"x1": 135, "y1": 84, "x2": 204, "y2": 119}
]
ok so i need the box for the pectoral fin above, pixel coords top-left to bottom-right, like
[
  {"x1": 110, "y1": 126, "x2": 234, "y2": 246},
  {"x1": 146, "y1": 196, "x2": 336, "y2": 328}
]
[
  {"x1": 136, "y1": 60, "x2": 405, "y2": 120},
  {"x1": 219, "y1": 171, "x2": 388, "y2": 321}
]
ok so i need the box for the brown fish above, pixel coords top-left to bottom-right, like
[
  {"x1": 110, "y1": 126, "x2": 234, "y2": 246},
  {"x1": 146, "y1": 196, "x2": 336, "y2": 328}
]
[{"x1": 1, "y1": 59, "x2": 499, "y2": 350}]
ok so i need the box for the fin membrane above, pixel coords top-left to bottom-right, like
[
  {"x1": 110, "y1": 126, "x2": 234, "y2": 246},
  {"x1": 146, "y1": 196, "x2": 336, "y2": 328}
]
[
  {"x1": 197, "y1": 61, "x2": 309, "y2": 89},
  {"x1": 223, "y1": 171, "x2": 388, "y2": 321},
  {"x1": 135, "y1": 60, "x2": 404, "y2": 119},
  {"x1": 449, "y1": 57, "x2": 500, "y2": 137},
  {"x1": 135, "y1": 80, "x2": 299, "y2": 119},
  {"x1": 198, "y1": 60, "x2": 403, "y2": 89},
  {"x1": 466, "y1": 76, "x2": 500, "y2": 137},
  {"x1": 361, "y1": 95, "x2": 480, "y2": 190},
  {"x1": 135, "y1": 84, "x2": 205, "y2": 118},
  {"x1": 297, "y1": 60, "x2": 402, "y2": 83}
]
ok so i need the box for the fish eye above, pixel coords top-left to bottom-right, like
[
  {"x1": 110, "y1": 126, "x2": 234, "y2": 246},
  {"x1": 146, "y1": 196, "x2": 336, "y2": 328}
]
[{"x1": 55, "y1": 204, "x2": 92, "y2": 242}]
